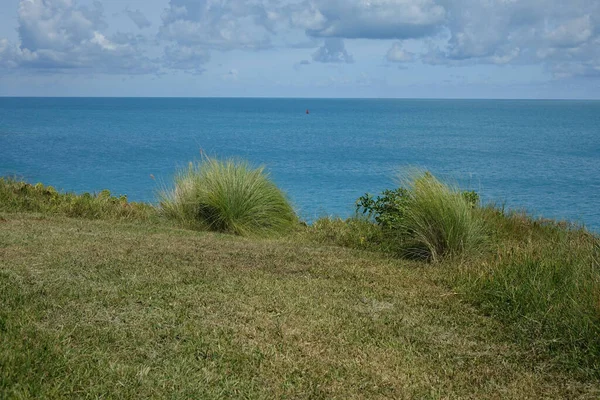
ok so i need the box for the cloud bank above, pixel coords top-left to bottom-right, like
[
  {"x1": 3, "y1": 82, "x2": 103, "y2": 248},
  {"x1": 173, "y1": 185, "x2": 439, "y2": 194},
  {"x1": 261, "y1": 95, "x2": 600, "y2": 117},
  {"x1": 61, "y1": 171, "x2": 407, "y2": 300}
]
[{"x1": 0, "y1": 0, "x2": 598, "y2": 79}]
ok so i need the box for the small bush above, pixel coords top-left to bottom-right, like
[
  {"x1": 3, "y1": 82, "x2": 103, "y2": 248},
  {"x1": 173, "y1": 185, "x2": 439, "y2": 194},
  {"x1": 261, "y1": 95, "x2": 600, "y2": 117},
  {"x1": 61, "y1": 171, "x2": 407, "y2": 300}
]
[
  {"x1": 356, "y1": 188, "x2": 409, "y2": 230},
  {"x1": 159, "y1": 156, "x2": 297, "y2": 236},
  {"x1": 399, "y1": 172, "x2": 487, "y2": 261},
  {"x1": 461, "y1": 190, "x2": 480, "y2": 208},
  {"x1": 0, "y1": 178, "x2": 155, "y2": 221},
  {"x1": 357, "y1": 187, "x2": 480, "y2": 231}
]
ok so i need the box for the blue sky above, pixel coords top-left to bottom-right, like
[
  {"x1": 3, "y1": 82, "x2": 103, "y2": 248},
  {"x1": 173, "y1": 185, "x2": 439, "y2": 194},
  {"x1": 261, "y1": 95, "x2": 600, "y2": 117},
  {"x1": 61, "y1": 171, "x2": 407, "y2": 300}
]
[{"x1": 0, "y1": 0, "x2": 599, "y2": 98}]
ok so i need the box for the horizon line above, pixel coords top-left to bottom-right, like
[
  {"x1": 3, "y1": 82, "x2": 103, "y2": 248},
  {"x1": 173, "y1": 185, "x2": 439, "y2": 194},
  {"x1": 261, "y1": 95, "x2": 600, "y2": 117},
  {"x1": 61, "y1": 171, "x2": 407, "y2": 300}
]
[{"x1": 1, "y1": 96, "x2": 599, "y2": 101}]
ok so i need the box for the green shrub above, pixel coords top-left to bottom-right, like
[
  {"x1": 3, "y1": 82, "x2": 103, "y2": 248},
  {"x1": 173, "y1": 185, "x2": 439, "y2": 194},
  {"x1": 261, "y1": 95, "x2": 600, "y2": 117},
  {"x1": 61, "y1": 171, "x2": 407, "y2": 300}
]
[
  {"x1": 159, "y1": 157, "x2": 297, "y2": 236},
  {"x1": 461, "y1": 190, "x2": 480, "y2": 208},
  {"x1": 0, "y1": 178, "x2": 155, "y2": 221},
  {"x1": 356, "y1": 188, "x2": 409, "y2": 230},
  {"x1": 399, "y1": 172, "x2": 487, "y2": 261},
  {"x1": 357, "y1": 187, "x2": 479, "y2": 232}
]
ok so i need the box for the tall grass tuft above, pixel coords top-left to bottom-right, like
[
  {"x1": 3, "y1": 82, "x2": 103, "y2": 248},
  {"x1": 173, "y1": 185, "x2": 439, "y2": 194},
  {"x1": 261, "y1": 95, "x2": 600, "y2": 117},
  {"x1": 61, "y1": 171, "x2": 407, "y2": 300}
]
[
  {"x1": 399, "y1": 172, "x2": 486, "y2": 261},
  {"x1": 159, "y1": 156, "x2": 297, "y2": 236}
]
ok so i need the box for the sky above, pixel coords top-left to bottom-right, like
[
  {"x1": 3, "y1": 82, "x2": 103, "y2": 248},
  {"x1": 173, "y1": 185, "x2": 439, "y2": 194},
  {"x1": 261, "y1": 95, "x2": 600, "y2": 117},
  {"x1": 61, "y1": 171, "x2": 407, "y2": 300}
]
[{"x1": 0, "y1": 0, "x2": 599, "y2": 98}]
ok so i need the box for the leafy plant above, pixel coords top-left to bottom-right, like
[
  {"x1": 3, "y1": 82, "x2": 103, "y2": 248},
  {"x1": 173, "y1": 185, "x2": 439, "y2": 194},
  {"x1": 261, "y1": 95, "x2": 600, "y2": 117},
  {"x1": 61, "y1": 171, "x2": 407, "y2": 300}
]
[
  {"x1": 355, "y1": 188, "x2": 409, "y2": 230},
  {"x1": 462, "y1": 190, "x2": 480, "y2": 208}
]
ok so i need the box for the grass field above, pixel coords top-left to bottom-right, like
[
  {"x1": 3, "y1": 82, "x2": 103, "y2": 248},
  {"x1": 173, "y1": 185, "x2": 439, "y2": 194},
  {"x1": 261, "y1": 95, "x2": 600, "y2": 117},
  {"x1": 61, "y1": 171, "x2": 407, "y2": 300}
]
[
  {"x1": 1, "y1": 213, "x2": 600, "y2": 398},
  {"x1": 2, "y1": 174, "x2": 600, "y2": 398}
]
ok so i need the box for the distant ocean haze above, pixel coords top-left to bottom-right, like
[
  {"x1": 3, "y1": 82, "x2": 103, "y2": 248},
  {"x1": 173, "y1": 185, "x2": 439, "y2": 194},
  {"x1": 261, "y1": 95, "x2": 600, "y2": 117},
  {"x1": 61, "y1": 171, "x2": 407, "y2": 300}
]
[{"x1": 1, "y1": 97, "x2": 599, "y2": 231}]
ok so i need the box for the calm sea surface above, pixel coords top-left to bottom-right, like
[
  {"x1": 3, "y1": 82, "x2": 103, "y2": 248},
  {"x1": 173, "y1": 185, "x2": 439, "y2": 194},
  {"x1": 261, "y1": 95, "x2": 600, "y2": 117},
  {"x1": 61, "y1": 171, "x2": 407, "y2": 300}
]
[{"x1": 1, "y1": 97, "x2": 599, "y2": 230}]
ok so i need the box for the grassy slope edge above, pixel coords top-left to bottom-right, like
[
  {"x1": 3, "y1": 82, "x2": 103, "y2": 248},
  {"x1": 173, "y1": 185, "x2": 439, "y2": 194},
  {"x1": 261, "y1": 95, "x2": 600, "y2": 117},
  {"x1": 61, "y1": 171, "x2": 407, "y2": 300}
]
[{"x1": 1, "y1": 213, "x2": 599, "y2": 399}]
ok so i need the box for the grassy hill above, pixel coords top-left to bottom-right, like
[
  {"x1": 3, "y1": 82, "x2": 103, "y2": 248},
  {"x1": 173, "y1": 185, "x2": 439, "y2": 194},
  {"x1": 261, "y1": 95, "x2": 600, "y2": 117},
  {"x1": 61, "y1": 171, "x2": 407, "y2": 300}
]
[
  {"x1": 1, "y1": 172, "x2": 599, "y2": 398},
  {"x1": 1, "y1": 212, "x2": 599, "y2": 398}
]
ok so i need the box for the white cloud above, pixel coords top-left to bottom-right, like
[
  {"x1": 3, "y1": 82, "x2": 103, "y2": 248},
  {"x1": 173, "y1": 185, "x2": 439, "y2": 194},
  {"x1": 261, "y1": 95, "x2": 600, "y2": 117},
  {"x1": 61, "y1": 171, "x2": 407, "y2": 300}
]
[
  {"x1": 0, "y1": 39, "x2": 21, "y2": 68},
  {"x1": 1, "y1": 0, "x2": 599, "y2": 81},
  {"x1": 427, "y1": 0, "x2": 600, "y2": 76},
  {"x1": 290, "y1": 0, "x2": 600, "y2": 78},
  {"x1": 312, "y1": 38, "x2": 353, "y2": 63},
  {"x1": 17, "y1": 0, "x2": 104, "y2": 52},
  {"x1": 1, "y1": 0, "x2": 157, "y2": 74},
  {"x1": 386, "y1": 42, "x2": 414, "y2": 62},
  {"x1": 286, "y1": 2, "x2": 327, "y2": 31},
  {"x1": 159, "y1": 0, "x2": 274, "y2": 50},
  {"x1": 545, "y1": 16, "x2": 593, "y2": 48},
  {"x1": 295, "y1": 0, "x2": 445, "y2": 39}
]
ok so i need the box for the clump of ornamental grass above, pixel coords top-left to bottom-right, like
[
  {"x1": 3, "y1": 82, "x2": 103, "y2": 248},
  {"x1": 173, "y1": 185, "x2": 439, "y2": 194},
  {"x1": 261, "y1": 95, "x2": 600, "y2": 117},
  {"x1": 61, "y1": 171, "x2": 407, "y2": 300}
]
[
  {"x1": 159, "y1": 156, "x2": 297, "y2": 236},
  {"x1": 399, "y1": 171, "x2": 487, "y2": 262}
]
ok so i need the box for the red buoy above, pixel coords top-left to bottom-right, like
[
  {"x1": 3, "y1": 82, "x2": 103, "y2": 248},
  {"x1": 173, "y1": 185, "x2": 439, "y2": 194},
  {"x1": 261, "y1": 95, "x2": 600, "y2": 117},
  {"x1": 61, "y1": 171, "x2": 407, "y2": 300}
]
[{"x1": 306, "y1": 109, "x2": 310, "y2": 114}]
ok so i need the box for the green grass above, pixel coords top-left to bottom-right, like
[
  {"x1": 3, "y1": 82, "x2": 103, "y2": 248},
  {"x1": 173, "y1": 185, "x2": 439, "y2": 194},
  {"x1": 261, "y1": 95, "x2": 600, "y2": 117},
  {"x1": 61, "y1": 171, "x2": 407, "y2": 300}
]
[
  {"x1": 2, "y1": 175, "x2": 600, "y2": 397},
  {"x1": 159, "y1": 157, "x2": 297, "y2": 236},
  {"x1": 0, "y1": 178, "x2": 156, "y2": 221},
  {"x1": 300, "y1": 216, "x2": 385, "y2": 251},
  {"x1": 398, "y1": 172, "x2": 487, "y2": 261},
  {"x1": 456, "y1": 207, "x2": 600, "y2": 378},
  {"x1": 306, "y1": 178, "x2": 600, "y2": 380},
  {"x1": 2, "y1": 213, "x2": 599, "y2": 398}
]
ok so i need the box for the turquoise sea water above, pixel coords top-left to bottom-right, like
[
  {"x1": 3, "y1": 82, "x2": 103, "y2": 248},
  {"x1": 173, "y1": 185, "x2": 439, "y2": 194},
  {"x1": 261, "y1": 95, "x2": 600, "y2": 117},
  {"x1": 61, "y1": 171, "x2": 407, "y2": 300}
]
[{"x1": 1, "y1": 97, "x2": 599, "y2": 230}]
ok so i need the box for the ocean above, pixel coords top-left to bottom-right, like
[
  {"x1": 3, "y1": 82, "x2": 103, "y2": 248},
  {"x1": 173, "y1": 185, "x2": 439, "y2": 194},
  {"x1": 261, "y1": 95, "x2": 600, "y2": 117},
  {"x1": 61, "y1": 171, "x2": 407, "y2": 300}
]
[{"x1": 1, "y1": 97, "x2": 599, "y2": 230}]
